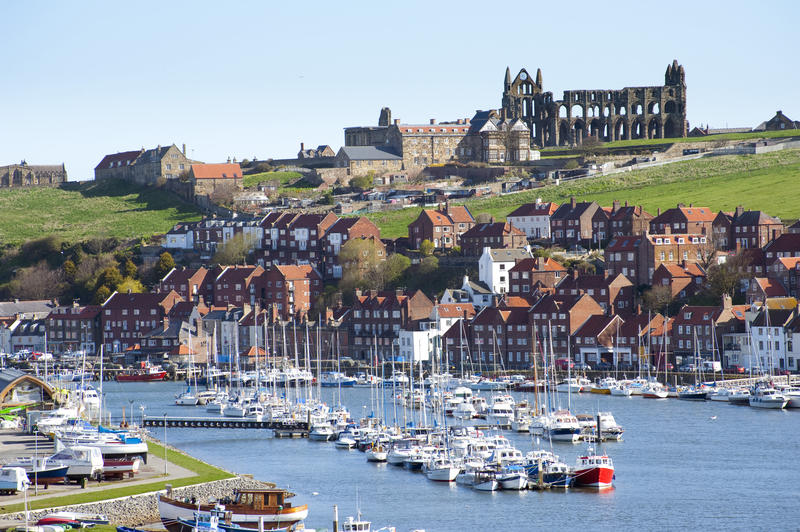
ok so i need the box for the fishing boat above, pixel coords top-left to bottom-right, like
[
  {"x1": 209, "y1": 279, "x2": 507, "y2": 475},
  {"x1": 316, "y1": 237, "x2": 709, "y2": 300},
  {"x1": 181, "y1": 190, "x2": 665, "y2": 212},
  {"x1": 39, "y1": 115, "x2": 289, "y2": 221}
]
[
  {"x1": 158, "y1": 488, "x2": 308, "y2": 532},
  {"x1": 572, "y1": 447, "x2": 614, "y2": 489},
  {"x1": 116, "y1": 361, "x2": 167, "y2": 382}
]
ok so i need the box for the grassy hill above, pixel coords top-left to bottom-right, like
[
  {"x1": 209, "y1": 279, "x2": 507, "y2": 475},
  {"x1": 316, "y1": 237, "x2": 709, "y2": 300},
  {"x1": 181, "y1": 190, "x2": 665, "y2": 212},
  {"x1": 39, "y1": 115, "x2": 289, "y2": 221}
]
[
  {"x1": 0, "y1": 179, "x2": 202, "y2": 245},
  {"x1": 367, "y1": 148, "x2": 800, "y2": 239}
]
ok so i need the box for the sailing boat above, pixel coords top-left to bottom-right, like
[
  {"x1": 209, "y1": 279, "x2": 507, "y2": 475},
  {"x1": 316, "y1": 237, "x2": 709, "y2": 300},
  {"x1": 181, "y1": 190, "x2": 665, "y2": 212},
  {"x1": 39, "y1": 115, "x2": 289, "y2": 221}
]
[
  {"x1": 642, "y1": 315, "x2": 669, "y2": 399},
  {"x1": 677, "y1": 329, "x2": 708, "y2": 401}
]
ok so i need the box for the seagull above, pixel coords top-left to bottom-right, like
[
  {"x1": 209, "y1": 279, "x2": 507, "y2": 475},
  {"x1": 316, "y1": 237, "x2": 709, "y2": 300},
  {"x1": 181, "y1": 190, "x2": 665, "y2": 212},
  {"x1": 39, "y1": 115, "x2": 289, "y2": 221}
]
[
  {"x1": 312, "y1": 492, "x2": 319, "y2": 496},
  {"x1": 710, "y1": 416, "x2": 717, "y2": 420}
]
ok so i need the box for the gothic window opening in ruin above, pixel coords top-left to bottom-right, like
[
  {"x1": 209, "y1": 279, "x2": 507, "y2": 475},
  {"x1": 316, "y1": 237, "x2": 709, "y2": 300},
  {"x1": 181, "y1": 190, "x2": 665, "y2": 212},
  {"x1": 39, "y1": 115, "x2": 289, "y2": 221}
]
[
  {"x1": 614, "y1": 119, "x2": 628, "y2": 141},
  {"x1": 604, "y1": 104, "x2": 611, "y2": 117},
  {"x1": 573, "y1": 120, "x2": 586, "y2": 143},
  {"x1": 559, "y1": 105, "x2": 568, "y2": 118},
  {"x1": 617, "y1": 105, "x2": 627, "y2": 116},
  {"x1": 648, "y1": 118, "x2": 661, "y2": 139},
  {"x1": 559, "y1": 121, "x2": 570, "y2": 146},
  {"x1": 648, "y1": 102, "x2": 660, "y2": 114},
  {"x1": 632, "y1": 119, "x2": 644, "y2": 139},
  {"x1": 603, "y1": 124, "x2": 611, "y2": 141},
  {"x1": 590, "y1": 119, "x2": 601, "y2": 138},
  {"x1": 664, "y1": 101, "x2": 677, "y2": 114},
  {"x1": 523, "y1": 99, "x2": 531, "y2": 117},
  {"x1": 633, "y1": 103, "x2": 643, "y2": 115},
  {"x1": 571, "y1": 104, "x2": 584, "y2": 118},
  {"x1": 664, "y1": 117, "x2": 678, "y2": 138}
]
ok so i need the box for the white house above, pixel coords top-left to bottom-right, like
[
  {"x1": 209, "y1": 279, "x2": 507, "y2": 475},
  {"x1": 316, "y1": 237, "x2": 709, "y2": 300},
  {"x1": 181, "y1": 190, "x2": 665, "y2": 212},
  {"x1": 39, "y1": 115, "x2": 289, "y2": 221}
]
[
  {"x1": 478, "y1": 247, "x2": 531, "y2": 294},
  {"x1": 441, "y1": 276, "x2": 493, "y2": 309},
  {"x1": 164, "y1": 223, "x2": 196, "y2": 250},
  {"x1": 398, "y1": 322, "x2": 439, "y2": 363},
  {"x1": 506, "y1": 199, "x2": 559, "y2": 240}
]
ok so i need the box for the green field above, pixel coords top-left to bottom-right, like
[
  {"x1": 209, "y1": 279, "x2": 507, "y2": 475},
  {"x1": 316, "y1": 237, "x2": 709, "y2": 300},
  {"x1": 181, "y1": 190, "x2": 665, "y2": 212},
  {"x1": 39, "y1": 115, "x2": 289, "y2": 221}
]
[
  {"x1": 0, "y1": 440, "x2": 233, "y2": 515},
  {"x1": 242, "y1": 171, "x2": 303, "y2": 189},
  {"x1": 367, "y1": 148, "x2": 800, "y2": 238},
  {"x1": 541, "y1": 129, "x2": 800, "y2": 151},
  {"x1": 0, "y1": 179, "x2": 202, "y2": 245}
]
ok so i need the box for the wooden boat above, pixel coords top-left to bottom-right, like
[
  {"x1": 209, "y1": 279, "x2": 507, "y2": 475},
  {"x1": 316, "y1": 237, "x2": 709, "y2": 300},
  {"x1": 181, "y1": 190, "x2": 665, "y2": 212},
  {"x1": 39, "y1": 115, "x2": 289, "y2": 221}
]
[
  {"x1": 117, "y1": 361, "x2": 167, "y2": 382},
  {"x1": 159, "y1": 488, "x2": 308, "y2": 532},
  {"x1": 102, "y1": 457, "x2": 141, "y2": 479}
]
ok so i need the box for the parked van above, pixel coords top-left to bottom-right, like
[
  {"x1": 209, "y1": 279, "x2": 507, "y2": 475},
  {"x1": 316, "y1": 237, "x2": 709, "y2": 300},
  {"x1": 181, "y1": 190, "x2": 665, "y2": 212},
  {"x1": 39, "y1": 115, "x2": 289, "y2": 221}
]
[{"x1": 702, "y1": 360, "x2": 722, "y2": 372}]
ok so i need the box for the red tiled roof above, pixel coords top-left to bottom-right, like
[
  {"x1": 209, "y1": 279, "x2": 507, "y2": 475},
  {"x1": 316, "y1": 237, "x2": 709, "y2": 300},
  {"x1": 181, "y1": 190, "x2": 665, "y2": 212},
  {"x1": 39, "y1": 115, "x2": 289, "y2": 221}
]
[
  {"x1": 753, "y1": 277, "x2": 787, "y2": 297},
  {"x1": 508, "y1": 202, "x2": 559, "y2": 218},
  {"x1": 446, "y1": 205, "x2": 474, "y2": 224},
  {"x1": 776, "y1": 257, "x2": 800, "y2": 270},
  {"x1": 678, "y1": 206, "x2": 715, "y2": 222},
  {"x1": 274, "y1": 264, "x2": 317, "y2": 279},
  {"x1": 436, "y1": 303, "x2": 476, "y2": 318},
  {"x1": 191, "y1": 163, "x2": 241, "y2": 179},
  {"x1": 511, "y1": 257, "x2": 566, "y2": 273}
]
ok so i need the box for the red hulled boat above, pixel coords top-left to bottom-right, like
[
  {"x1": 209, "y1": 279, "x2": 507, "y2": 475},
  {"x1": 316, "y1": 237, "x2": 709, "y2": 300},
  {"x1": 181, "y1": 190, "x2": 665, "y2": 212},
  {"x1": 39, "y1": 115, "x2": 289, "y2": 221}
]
[
  {"x1": 573, "y1": 447, "x2": 615, "y2": 489},
  {"x1": 116, "y1": 361, "x2": 168, "y2": 382}
]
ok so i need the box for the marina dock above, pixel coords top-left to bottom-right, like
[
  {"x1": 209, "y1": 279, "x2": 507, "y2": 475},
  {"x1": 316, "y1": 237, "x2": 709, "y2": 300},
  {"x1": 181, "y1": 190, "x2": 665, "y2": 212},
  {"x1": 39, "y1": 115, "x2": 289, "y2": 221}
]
[{"x1": 142, "y1": 415, "x2": 309, "y2": 432}]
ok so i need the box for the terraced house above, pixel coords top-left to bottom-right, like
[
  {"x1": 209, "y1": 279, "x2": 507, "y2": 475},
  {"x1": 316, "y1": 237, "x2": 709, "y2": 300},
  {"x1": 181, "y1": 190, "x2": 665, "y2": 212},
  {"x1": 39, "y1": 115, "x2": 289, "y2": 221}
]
[{"x1": 407, "y1": 203, "x2": 475, "y2": 250}]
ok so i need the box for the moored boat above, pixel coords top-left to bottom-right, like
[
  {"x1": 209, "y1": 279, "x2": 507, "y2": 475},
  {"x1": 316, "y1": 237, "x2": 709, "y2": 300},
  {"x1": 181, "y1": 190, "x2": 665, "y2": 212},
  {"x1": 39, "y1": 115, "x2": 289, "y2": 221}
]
[
  {"x1": 572, "y1": 447, "x2": 614, "y2": 489},
  {"x1": 158, "y1": 488, "x2": 307, "y2": 532},
  {"x1": 117, "y1": 361, "x2": 167, "y2": 382}
]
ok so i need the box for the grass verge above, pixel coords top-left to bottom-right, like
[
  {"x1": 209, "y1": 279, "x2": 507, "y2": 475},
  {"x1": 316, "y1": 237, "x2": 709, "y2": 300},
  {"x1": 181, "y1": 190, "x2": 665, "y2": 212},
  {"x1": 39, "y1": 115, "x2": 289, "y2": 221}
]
[{"x1": 0, "y1": 441, "x2": 233, "y2": 515}]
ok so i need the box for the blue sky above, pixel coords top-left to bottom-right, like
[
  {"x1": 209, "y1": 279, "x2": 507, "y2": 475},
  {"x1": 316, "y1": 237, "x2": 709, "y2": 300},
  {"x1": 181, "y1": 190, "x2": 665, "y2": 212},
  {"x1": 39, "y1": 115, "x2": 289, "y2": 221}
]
[{"x1": 1, "y1": 0, "x2": 798, "y2": 181}]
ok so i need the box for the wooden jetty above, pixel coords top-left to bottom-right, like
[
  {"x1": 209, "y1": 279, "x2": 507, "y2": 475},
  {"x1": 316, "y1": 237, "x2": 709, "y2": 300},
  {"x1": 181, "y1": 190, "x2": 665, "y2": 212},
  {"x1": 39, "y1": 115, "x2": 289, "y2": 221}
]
[{"x1": 142, "y1": 415, "x2": 308, "y2": 435}]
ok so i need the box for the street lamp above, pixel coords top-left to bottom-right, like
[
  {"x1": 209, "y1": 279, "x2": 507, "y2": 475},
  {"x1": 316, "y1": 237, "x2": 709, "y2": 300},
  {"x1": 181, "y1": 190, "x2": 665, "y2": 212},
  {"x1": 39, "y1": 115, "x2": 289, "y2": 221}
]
[{"x1": 163, "y1": 413, "x2": 168, "y2": 476}]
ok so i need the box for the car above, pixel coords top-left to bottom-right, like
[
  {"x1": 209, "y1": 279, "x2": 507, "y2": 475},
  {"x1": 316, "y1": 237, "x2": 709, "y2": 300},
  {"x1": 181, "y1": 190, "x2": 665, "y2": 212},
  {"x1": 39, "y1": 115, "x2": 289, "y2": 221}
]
[
  {"x1": 679, "y1": 364, "x2": 697, "y2": 373},
  {"x1": 573, "y1": 362, "x2": 591, "y2": 371},
  {"x1": 663, "y1": 363, "x2": 675, "y2": 371},
  {"x1": 554, "y1": 358, "x2": 574, "y2": 370},
  {"x1": 729, "y1": 365, "x2": 746, "y2": 374}
]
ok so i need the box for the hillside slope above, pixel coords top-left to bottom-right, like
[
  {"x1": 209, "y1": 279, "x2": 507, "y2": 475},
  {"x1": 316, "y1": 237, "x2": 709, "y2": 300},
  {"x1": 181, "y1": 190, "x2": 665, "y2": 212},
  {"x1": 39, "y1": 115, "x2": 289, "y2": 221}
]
[
  {"x1": 0, "y1": 179, "x2": 202, "y2": 245},
  {"x1": 368, "y1": 148, "x2": 800, "y2": 238}
]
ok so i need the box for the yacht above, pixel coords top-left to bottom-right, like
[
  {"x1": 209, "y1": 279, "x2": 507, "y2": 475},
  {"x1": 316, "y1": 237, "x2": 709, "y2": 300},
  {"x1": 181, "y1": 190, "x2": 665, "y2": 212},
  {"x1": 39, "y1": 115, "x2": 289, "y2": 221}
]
[{"x1": 749, "y1": 385, "x2": 788, "y2": 409}]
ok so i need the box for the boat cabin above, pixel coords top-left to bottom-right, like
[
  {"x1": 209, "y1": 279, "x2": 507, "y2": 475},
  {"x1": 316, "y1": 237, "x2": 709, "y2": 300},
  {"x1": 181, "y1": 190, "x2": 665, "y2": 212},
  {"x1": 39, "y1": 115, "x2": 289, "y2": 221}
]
[{"x1": 233, "y1": 489, "x2": 294, "y2": 510}]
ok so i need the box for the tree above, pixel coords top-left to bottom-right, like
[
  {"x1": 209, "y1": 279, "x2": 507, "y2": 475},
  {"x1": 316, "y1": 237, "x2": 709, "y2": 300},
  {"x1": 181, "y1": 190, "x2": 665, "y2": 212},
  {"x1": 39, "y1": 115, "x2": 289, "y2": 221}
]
[
  {"x1": 122, "y1": 258, "x2": 138, "y2": 279},
  {"x1": 642, "y1": 284, "x2": 674, "y2": 314},
  {"x1": 63, "y1": 259, "x2": 77, "y2": 283},
  {"x1": 10, "y1": 262, "x2": 66, "y2": 300},
  {"x1": 212, "y1": 233, "x2": 250, "y2": 265},
  {"x1": 155, "y1": 252, "x2": 176, "y2": 280},
  {"x1": 117, "y1": 277, "x2": 146, "y2": 294},
  {"x1": 707, "y1": 252, "x2": 751, "y2": 299},
  {"x1": 418, "y1": 255, "x2": 439, "y2": 276},
  {"x1": 96, "y1": 266, "x2": 123, "y2": 292},
  {"x1": 350, "y1": 173, "x2": 374, "y2": 191},
  {"x1": 93, "y1": 285, "x2": 111, "y2": 305},
  {"x1": 321, "y1": 191, "x2": 334, "y2": 205},
  {"x1": 375, "y1": 253, "x2": 411, "y2": 289},
  {"x1": 419, "y1": 239, "x2": 435, "y2": 257}
]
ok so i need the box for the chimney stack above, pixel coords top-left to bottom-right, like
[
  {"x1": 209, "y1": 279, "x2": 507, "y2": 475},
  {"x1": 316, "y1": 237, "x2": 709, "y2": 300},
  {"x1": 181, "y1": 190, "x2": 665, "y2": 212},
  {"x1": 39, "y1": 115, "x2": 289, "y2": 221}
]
[
  {"x1": 182, "y1": 143, "x2": 186, "y2": 156},
  {"x1": 612, "y1": 199, "x2": 620, "y2": 213},
  {"x1": 300, "y1": 142, "x2": 305, "y2": 152},
  {"x1": 735, "y1": 205, "x2": 744, "y2": 218},
  {"x1": 430, "y1": 119, "x2": 437, "y2": 125},
  {"x1": 570, "y1": 196, "x2": 576, "y2": 209},
  {"x1": 393, "y1": 119, "x2": 400, "y2": 125}
]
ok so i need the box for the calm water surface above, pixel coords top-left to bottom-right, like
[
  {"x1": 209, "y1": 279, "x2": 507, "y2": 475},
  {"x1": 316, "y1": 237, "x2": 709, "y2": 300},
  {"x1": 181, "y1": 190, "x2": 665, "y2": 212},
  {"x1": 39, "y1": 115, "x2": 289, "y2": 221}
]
[{"x1": 102, "y1": 381, "x2": 800, "y2": 531}]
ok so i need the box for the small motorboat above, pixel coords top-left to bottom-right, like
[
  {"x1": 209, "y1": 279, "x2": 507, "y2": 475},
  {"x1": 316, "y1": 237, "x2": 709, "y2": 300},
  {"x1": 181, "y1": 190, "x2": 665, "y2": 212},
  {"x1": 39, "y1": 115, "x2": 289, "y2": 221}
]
[
  {"x1": 496, "y1": 465, "x2": 527, "y2": 490},
  {"x1": 572, "y1": 447, "x2": 614, "y2": 489},
  {"x1": 365, "y1": 444, "x2": 388, "y2": 463}
]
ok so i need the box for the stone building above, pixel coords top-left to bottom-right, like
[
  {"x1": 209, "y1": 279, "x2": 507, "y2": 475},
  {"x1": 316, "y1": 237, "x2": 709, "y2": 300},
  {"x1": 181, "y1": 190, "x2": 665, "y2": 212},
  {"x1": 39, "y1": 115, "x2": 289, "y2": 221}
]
[
  {"x1": 501, "y1": 60, "x2": 688, "y2": 146},
  {"x1": 95, "y1": 143, "x2": 198, "y2": 185},
  {"x1": 189, "y1": 163, "x2": 243, "y2": 197},
  {"x1": 0, "y1": 161, "x2": 67, "y2": 188},
  {"x1": 334, "y1": 146, "x2": 403, "y2": 177},
  {"x1": 753, "y1": 110, "x2": 800, "y2": 131}
]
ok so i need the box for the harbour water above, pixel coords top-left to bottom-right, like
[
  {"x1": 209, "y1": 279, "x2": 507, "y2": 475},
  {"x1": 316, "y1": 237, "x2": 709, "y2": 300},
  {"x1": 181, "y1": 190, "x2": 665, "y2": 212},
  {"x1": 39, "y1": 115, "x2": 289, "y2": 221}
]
[{"x1": 103, "y1": 381, "x2": 800, "y2": 531}]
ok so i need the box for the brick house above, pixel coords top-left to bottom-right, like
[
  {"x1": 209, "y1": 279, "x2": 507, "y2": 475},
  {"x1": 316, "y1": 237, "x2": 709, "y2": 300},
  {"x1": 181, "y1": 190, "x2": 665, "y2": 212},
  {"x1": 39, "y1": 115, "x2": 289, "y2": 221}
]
[
  {"x1": 348, "y1": 289, "x2": 434, "y2": 360},
  {"x1": 671, "y1": 296, "x2": 739, "y2": 360},
  {"x1": 212, "y1": 265, "x2": 264, "y2": 307},
  {"x1": 554, "y1": 272, "x2": 635, "y2": 314},
  {"x1": 768, "y1": 257, "x2": 800, "y2": 298},
  {"x1": 607, "y1": 200, "x2": 653, "y2": 237},
  {"x1": 506, "y1": 200, "x2": 559, "y2": 240},
  {"x1": 508, "y1": 257, "x2": 567, "y2": 295},
  {"x1": 762, "y1": 233, "x2": 800, "y2": 266},
  {"x1": 712, "y1": 211, "x2": 734, "y2": 250},
  {"x1": 460, "y1": 222, "x2": 526, "y2": 256},
  {"x1": 529, "y1": 293, "x2": 605, "y2": 357},
  {"x1": 591, "y1": 207, "x2": 610, "y2": 246},
  {"x1": 729, "y1": 207, "x2": 784, "y2": 250},
  {"x1": 604, "y1": 236, "x2": 644, "y2": 286},
  {"x1": 189, "y1": 163, "x2": 243, "y2": 197},
  {"x1": 572, "y1": 314, "x2": 624, "y2": 366},
  {"x1": 156, "y1": 267, "x2": 212, "y2": 305},
  {"x1": 651, "y1": 262, "x2": 706, "y2": 300},
  {"x1": 255, "y1": 264, "x2": 322, "y2": 321},
  {"x1": 550, "y1": 197, "x2": 602, "y2": 249},
  {"x1": 407, "y1": 203, "x2": 474, "y2": 250},
  {"x1": 746, "y1": 277, "x2": 787, "y2": 304},
  {"x1": 649, "y1": 204, "x2": 715, "y2": 236},
  {"x1": 45, "y1": 303, "x2": 102, "y2": 355},
  {"x1": 101, "y1": 291, "x2": 183, "y2": 353},
  {"x1": 464, "y1": 306, "x2": 532, "y2": 370},
  {"x1": 259, "y1": 212, "x2": 338, "y2": 269},
  {"x1": 322, "y1": 217, "x2": 382, "y2": 279},
  {"x1": 640, "y1": 233, "x2": 711, "y2": 285}
]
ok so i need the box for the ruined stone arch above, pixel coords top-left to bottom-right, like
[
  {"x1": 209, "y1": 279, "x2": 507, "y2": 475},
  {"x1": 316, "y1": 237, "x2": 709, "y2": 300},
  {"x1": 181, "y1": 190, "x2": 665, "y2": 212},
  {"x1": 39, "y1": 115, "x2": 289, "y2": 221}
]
[
  {"x1": 571, "y1": 104, "x2": 585, "y2": 118},
  {"x1": 523, "y1": 99, "x2": 532, "y2": 117},
  {"x1": 647, "y1": 101, "x2": 660, "y2": 114},
  {"x1": 602, "y1": 123, "x2": 611, "y2": 141},
  {"x1": 664, "y1": 100, "x2": 677, "y2": 114},
  {"x1": 632, "y1": 118, "x2": 645, "y2": 139},
  {"x1": 559, "y1": 105, "x2": 568, "y2": 118},
  {"x1": 573, "y1": 119, "x2": 586, "y2": 144},
  {"x1": 559, "y1": 121, "x2": 570, "y2": 146},
  {"x1": 614, "y1": 118, "x2": 628, "y2": 141},
  {"x1": 590, "y1": 119, "x2": 602, "y2": 138},
  {"x1": 617, "y1": 104, "x2": 627, "y2": 116},
  {"x1": 632, "y1": 103, "x2": 643, "y2": 115},
  {"x1": 664, "y1": 117, "x2": 679, "y2": 138},
  {"x1": 604, "y1": 104, "x2": 612, "y2": 117},
  {"x1": 647, "y1": 117, "x2": 661, "y2": 139}
]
